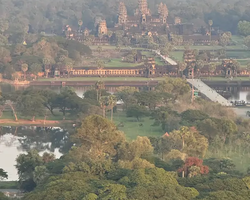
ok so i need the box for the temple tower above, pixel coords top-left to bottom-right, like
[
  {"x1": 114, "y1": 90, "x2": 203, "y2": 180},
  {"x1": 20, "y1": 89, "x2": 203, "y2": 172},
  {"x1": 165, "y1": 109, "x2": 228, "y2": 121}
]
[
  {"x1": 98, "y1": 20, "x2": 108, "y2": 35},
  {"x1": 160, "y1": 4, "x2": 168, "y2": 18},
  {"x1": 158, "y1": 3, "x2": 163, "y2": 15},
  {"x1": 136, "y1": 0, "x2": 150, "y2": 16},
  {"x1": 118, "y1": 2, "x2": 127, "y2": 25},
  {"x1": 158, "y1": 3, "x2": 168, "y2": 23}
]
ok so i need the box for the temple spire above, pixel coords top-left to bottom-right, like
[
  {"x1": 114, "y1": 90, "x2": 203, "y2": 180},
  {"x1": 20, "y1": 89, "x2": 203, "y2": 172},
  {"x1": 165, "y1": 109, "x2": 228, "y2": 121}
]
[
  {"x1": 138, "y1": 0, "x2": 150, "y2": 15},
  {"x1": 118, "y1": 2, "x2": 127, "y2": 24}
]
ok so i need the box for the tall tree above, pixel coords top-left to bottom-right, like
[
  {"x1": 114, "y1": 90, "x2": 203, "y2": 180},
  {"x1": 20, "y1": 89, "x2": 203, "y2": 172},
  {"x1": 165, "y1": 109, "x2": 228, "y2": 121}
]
[
  {"x1": 71, "y1": 115, "x2": 125, "y2": 161},
  {"x1": 99, "y1": 96, "x2": 108, "y2": 118},
  {"x1": 17, "y1": 93, "x2": 45, "y2": 121},
  {"x1": 95, "y1": 81, "x2": 105, "y2": 101},
  {"x1": 208, "y1": 20, "x2": 213, "y2": 42},
  {"x1": 21, "y1": 63, "x2": 28, "y2": 80},
  {"x1": 108, "y1": 95, "x2": 117, "y2": 122},
  {"x1": 16, "y1": 150, "x2": 43, "y2": 191}
]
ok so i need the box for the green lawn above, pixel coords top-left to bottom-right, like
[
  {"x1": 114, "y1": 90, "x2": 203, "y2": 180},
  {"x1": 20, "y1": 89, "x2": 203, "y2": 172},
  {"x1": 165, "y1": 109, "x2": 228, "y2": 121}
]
[
  {"x1": 141, "y1": 51, "x2": 153, "y2": 57},
  {"x1": 227, "y1": 51, "x2": 250, "y2": 59},
  {"x1": 231, "y1": 35, "x2": 245, "y2": 45},
  {"x1": 104, "y1": 58, "x2": 143, "y2": 68},
  {"x1": 169, "y1": 51, "x2": 183, "y2": 61},
  {"x1": 175, "y1": 45, "x2": 247, "y2": 51},
  {"x1": 237, "y1": 59, "x2": 250, "y2": 67},
  {"x1": 37, "y1": 77, "x2": 166, "y2": 82},
  {"x1": 206, "y1": 151, "x2": 250, "y2": 173},
  {"x1": 113, "y1": 111, "x2": 163, "y2": 140}
]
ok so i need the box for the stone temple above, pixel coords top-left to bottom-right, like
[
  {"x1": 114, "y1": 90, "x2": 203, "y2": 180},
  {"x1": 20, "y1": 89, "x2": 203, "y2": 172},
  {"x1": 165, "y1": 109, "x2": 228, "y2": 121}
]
[
  {"x1": 109, "y1": 0, "x2": 170, "y2": 36},
  {"x1": 64, "y1": 0, "x2": 221, "y2": 45}
]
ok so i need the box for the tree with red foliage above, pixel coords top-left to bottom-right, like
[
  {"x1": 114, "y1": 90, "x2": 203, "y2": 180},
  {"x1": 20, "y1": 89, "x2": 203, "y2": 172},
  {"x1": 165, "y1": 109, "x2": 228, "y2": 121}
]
[{"x1": 178, "y1": 157, "x2": 209, "y2": 178}]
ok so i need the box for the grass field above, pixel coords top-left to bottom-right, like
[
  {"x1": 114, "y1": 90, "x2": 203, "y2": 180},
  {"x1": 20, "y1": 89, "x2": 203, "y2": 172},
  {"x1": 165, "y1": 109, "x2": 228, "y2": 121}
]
[
  {"x1": 175, "y1": 44, "x2": 247, "y2": 51},
  {"x1": 231, "y1": 35, "x2": 245, "y2": 45},
  {"x1": 37, "y1": 77, "x2": 166, "y2": 82},
  {"x1": 103, "y1": 58, "x2": 143, "y2": 68},
  {"x1": 237, "y1": 59, "x2": 250, "y2": 67},
  {"x1": 113, "y1": 111, "x2": 163, "y2": 140},
  {"x1": 226, "y1": 51, "x2": 250, "y2": 59},
  {"x1": 169, "y1": 51, "x2": 183, "y2": 61},
  {"x1": 170, "y1": 50, "x2": 250, "y2": 65},
  {"x1": 206, "y1": 151, "x2": 250, "y2": 173}
]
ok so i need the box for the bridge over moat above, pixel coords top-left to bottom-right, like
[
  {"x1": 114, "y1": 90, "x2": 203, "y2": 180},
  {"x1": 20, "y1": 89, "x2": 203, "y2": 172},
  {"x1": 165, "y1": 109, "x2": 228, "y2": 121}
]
[{"x1": 187, "y1": 79, "x2": 232, "y2": 106}]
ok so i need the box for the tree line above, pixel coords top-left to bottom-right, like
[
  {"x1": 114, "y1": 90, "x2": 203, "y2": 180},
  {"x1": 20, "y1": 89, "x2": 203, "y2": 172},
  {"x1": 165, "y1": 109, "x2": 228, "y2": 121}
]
[{"x1": 0, "y1": 36, "x2": 91, "y2": 81}]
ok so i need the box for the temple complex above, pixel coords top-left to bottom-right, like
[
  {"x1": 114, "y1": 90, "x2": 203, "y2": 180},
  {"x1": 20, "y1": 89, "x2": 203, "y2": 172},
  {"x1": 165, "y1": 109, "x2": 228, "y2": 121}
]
[
  {"x1": 63, "y1": 0, "x2": 221, "y2": 45},
  {"x1": 112, "y1": 0, "x2": 169, "y2": 35},
  {"x1": 51, "y1": 56, "x2": 178, "y2": 78}
]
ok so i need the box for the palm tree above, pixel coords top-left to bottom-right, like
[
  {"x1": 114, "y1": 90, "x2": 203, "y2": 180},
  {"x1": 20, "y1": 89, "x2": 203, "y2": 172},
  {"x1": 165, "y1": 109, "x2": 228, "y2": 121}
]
[
  {"x1": 99, "y1": 96, "x2": 108, "y2": 118},
  {"x1": 95, "y1": 81, "x2": 104, "y2": 101},
  {"x1": 208, "y1": 20, "x2": 213, "y2": 43},
  {"x1": 108, "y1": 95, "x2": 117, "y2": 122},
  {"x1": 43, "y1": 57, "x2": 52, "y2": 78},
  {"x1": 21, "y1": 63, "x2": 28, "y2": 80}
]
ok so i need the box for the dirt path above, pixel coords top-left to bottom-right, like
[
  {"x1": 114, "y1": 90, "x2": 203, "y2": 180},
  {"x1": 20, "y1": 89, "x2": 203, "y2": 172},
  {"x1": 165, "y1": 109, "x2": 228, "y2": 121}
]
[{"x1": 0, "y1": 119, "x2": 72, "y2": 125}]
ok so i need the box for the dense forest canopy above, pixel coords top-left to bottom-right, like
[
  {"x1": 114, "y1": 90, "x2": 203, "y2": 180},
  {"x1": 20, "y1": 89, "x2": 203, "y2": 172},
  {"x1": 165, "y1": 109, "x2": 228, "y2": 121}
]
[{"x1": 0, "y1": 0, "x2": 250, "y2": 34}]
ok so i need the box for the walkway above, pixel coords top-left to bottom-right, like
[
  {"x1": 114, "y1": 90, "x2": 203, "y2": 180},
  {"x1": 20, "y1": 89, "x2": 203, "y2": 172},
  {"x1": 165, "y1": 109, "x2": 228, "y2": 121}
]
[
  {"x1": 187, "y1": 79, "x2": 232, "y2": 106},
  {"x1": 152, "y1": 50, "x2": 178, "y2": 65}
]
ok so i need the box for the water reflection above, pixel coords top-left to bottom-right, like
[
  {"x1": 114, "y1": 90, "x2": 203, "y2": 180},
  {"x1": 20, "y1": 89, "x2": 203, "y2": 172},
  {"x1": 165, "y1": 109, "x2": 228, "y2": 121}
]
[
  {"x1": 213, "y1": 86, "x2": 250, "y2": 101},
  {"x1": 0, "y1": 126, "x2": 72, "y2": 181},
  {"x1": 0, "y1": 84, "x2": 154, "y2": 97}
]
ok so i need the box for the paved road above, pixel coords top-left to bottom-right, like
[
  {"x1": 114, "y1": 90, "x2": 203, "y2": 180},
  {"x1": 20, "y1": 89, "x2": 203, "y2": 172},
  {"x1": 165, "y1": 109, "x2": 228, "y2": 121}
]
[
  {"x1": 153, "y1": 50, "x2": 178, "y2": 65},
  {"x1": 187, "y1": 79, "x2": 232, "y2": 106}
]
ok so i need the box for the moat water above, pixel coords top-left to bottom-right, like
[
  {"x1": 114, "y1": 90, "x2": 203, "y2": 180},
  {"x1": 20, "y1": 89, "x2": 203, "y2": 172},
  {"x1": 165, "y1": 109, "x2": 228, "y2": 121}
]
[
  {"x1": 0, "y1": 126, "x2": 72, "y2": 181},
  {"x1": 3, "y1": 83, "x2": 250, "y2": 101}
]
